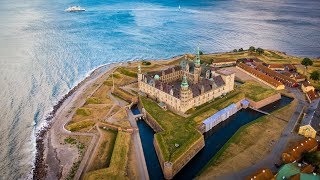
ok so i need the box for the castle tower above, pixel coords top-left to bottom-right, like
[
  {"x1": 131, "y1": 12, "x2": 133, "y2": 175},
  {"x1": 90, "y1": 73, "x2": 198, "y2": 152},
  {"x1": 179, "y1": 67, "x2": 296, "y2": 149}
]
[
  {"x1": 180, "y1": 75, "x2": 192, "y2": 112},
  {"x1": 194, "y1": 47, "x2": 201, "y2": 83}
]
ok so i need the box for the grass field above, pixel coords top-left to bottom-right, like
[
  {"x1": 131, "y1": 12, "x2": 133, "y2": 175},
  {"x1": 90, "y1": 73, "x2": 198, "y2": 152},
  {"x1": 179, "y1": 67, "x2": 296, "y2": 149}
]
[
  {"x1": 240, "y1": 81, "x2": 277, "y2": 101},
  {"x1": 140, "y1": 96, "x2": 202, "y2": 162},
  {"x1": 88, "y1": 129, "x2": 117, "y2": 172},
  {"x1": 66, "y1": 120, "x2": 95, "y2": 132},
  {"x1": 198, "y1": 98, "x2": 297, "y2": 179},
  {"x1": 84, "y1": 131, "x2": 131, "y2": 180}
]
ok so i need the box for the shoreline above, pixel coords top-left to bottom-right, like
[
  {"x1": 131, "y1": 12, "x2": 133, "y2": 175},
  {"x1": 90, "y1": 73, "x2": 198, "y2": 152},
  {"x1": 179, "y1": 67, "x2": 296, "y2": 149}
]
[{"x1": 32, "y1": 62, "x2": 118, "y2": 179}]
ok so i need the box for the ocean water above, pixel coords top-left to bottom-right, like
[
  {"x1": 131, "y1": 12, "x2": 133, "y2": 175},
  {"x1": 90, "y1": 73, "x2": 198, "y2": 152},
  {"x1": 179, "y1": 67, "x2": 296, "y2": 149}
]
[{"x1": 0, "y1": 0, "x2": 319, "y2": 179}]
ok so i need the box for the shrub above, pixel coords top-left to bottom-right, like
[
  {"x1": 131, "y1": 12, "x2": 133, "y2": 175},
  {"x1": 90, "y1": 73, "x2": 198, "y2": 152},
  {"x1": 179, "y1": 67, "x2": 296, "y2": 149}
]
[
  {"x1": 66, "y1": 120, "x2": 95, "y2": 132},
  {"x1": 85, "y1": 97, "x2": 101, "y2": 105},
  {"x1": 76, "y1": 108, "x2": 91, "y2": 116},
  {"x1": 64, "y1": 137, "x2": 77, "y2": 144},
  {"x1": 142, "y1": 60, "x2": 151, "y2": 66}
]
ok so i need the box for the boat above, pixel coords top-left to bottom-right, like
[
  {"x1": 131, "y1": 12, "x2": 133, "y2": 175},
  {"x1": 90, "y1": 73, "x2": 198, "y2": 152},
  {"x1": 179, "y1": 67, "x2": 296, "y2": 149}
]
[{"x1": 65, "y1": 6, "x2": 85, "y2": 12}]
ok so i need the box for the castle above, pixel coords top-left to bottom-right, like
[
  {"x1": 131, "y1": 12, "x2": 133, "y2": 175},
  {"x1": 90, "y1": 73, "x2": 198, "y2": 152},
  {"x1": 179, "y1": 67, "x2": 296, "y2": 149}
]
[{"x1": 138, "y1": 48, "x2": 235, "y2": 113}]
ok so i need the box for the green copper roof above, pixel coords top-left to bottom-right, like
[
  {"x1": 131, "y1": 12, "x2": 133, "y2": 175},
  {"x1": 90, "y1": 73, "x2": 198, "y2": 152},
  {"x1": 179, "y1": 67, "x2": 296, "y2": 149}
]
[
  {"x1": 276, "y1": 163, "x2": 300, "y2": 180},
  {"x1": 154, "y1": 74, "x2": 160, "y2": 80},
  {"x1": 181, "y1": 75, "x2": 189, "y2": 88},
  {"x1": 195, "y1": 47, "x2": 201, "y2": 65}
]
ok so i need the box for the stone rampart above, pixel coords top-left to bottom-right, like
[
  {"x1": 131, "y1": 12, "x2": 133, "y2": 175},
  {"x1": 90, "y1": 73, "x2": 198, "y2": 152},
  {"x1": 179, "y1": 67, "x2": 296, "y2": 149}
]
[
  {"x1": 154, "y1": 135, "x2": 205, "y2": 179},
  {"x1": 248, "y1": 93, "x2": 281, "y2": 109}
]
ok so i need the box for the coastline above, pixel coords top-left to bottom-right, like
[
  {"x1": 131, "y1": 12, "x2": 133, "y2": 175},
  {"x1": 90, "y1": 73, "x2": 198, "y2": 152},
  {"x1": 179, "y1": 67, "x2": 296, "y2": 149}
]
[
  {"x1": 32, "y1": 54, "x2": 184, "y2": 179},
  {"x1": 32, "y1": 62, "x2": 118, "y2": 179}
]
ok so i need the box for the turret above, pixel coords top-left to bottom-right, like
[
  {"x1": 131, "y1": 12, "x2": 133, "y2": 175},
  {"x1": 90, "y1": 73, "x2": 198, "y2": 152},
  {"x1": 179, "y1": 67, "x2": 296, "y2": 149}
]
[
  {"x1": 193, "y1": 47, "x2": 202, "y2": 83},
  {"x1": 195, "y1": 47, "x2": 201, "y2": 68},
  {"x1": 180, "y1": 74, "x2": 192, "y2": 112},
  {"x1": 181, "y1": 74, "x2": 189, "y2": 90}
]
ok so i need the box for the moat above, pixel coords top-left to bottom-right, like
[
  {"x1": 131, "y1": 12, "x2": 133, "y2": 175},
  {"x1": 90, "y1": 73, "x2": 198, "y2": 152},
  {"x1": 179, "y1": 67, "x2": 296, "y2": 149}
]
[{"x1": 134, "y1": 95, "x2": 293, "y2": 179}]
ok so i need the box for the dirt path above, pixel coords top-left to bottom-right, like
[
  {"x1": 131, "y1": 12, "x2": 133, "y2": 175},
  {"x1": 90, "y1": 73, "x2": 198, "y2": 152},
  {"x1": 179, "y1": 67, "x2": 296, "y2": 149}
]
[{"x1": 45, "y1": 64, "x2": 118, "y2": 179}]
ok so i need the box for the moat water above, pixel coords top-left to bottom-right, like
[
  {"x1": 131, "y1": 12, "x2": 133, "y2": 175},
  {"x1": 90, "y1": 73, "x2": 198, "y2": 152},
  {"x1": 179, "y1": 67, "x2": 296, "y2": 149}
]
[{"x1": 135, "y1": 96, "x2": 293, "y2": 179}]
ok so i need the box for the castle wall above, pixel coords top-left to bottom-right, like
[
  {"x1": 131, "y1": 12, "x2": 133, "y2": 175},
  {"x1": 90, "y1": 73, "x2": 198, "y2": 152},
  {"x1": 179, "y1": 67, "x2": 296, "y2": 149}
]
[
  {"x1": 154, "y1": 135, "x2": 205, "y2": 179},
  {"x1": 248, "y1": 93, "x2": 281, "y2": 109},
  {"x1": 139, "y1": 81, "x2": 182, "y2": 112}
]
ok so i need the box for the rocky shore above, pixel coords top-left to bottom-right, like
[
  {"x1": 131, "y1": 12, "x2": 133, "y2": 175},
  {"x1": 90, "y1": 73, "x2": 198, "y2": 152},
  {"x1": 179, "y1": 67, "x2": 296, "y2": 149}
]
[{"x1": 33, "y1": 64, "x2": 111, "y2": 179}]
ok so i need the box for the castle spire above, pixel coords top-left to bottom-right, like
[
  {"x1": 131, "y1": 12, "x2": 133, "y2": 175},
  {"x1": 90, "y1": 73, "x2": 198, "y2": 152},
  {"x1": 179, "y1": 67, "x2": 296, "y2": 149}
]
[
  {"x1": 195, "y1": 47, "x2": 201, "y2": 66},
  {"x1": 138, "y1": 65, "x2": 141, "y2": 74},
  {"x1": 181, "y1": 74, "x2": 189, "y2": 88}
]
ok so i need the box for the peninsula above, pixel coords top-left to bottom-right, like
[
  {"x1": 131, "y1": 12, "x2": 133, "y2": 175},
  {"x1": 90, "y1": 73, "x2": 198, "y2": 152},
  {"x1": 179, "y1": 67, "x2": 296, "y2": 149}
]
[{"x1": 33, "y1": 48, "x2": 320, "y2": 180}]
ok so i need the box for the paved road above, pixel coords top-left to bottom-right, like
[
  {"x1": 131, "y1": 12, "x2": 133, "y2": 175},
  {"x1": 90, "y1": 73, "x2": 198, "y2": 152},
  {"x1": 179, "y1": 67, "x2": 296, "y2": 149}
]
[{"x1": 218, "y1": 88, "x2": 307, "y2": 180}]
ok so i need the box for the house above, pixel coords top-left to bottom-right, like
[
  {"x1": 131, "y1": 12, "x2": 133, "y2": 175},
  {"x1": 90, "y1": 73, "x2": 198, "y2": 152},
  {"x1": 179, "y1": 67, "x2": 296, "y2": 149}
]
[
  {"x1": 294, "y1": 74, "x2": 306, "y2": 82},
  {"x1": 246, "y1": 169, "x2": 274, "y2": 180},
  {"x1": 298, "y1": 98, "x2": 320, "y2": 138},
  {"x1": 306, "y1": 90, "x2": 319, "y2": 103},
  {"x1": 281, "y1": 138, "x2": 318, "y2": 163},
  {"x1": 211, "y1": 59, "x2": 236, "y2": 67},
  {"x1": 275, "y1": 163, "x2": 320, "y2": 180},
  {"x1": 301, "y1": 81, "x2": 315, "y2": 93},
  {"x1": 284, "y1": 64, "x2": 297, "y2": 72},
  {"x1": 237, "y1": 63, "x2": 285, "y2": 90},
  {"x1": 268, "y1": 64, "x2": 285, "y2": 71},
  {"x1": 255, "y1": 63, "x2": 298, "y2": 87}
]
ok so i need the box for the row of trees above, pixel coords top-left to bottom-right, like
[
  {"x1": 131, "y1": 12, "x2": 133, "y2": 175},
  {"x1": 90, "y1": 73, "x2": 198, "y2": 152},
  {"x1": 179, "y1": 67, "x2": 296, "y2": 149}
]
[
  {"x1": 233, "y1": 46, "x2": 264, "y2": 55},
  {"x1": 301, "y1": 57, "x2": 319, "y2": 81}
]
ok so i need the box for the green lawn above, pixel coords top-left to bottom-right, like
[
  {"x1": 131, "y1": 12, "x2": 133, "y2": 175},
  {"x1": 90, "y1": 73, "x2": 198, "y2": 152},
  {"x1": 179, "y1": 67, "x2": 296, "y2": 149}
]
[
  {"x1": 66, "y1": 120, "x2": 95, "y2": 132},
  {"x1": 140, "y1": 96, "x2": 202, "y2": 162},
  {"x1": 84, "y1": 131, "x2": 131, "y2": 180},
  {"x1": 117, "y1": 67, "x2": 137, "y2": 78},
  {"x1": 76, "y1": 108, "x2": 91, "y2": 116},
  {"x1": 85, "y1": 97, "x2": 101, "y2": 105},
  {"x1": 240, "y1": 81, "x2": 277, "y2": 101}
]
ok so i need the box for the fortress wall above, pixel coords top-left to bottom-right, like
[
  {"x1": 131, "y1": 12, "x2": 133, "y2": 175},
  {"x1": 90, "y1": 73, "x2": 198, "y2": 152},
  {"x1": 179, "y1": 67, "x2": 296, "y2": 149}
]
[
  {"x1": 170, "y1": 136, "x2": 205, "y2": 179},
  {"x1": 144, "y1": 111, "x2": 164, "y2": 133},
  {"x1": 248, "y1": 93, "x2": 281, "y2": 109},
  {"x1": 137, "y1": 97, "x2": 164, "y2": 133},
  {"x1": 154, "y1": 135, "x2": 205, "y2": 179}
]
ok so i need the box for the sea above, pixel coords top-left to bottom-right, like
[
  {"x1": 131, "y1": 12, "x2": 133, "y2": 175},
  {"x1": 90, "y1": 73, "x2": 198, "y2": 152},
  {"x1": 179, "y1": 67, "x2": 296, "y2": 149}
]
[{"x1": 0, "y1": 0, "x2": 319, "y2": 179}]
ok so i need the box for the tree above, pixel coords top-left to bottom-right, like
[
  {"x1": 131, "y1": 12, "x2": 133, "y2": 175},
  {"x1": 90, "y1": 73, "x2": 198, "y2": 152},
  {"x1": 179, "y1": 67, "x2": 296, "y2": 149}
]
[
  {"x1": 238, "y1": 48, "x2": 244, "y2": 52},
  {"x1": 248, "y1": 46, "x2": 255, "y2": 52},
  {"x1": 301, "y1": 57, "x2": 313, "y2": 68},
  {"x1": 256, "y1": 48, "x2": 264, "y2": 55},
  {"x1": 233, "y1": 49, "x2": 238, "y2": 52},
  {"x1": 199, "y1": 51, "x2": 204, "y2": 55},
  {"x1": 310, "y1": 70, "x2": 320, "y2": 81}
]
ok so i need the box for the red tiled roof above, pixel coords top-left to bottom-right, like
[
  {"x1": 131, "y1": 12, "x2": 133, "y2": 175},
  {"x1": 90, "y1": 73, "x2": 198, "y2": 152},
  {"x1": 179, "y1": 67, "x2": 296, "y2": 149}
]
[
  {"x1": 268, "y1": 64, "x2": 285, "y2": 69},
  {"x1": 282, "y1": 138, "x2": 318, "y2": 163},
  {"x1": 306, "y1": 90, "x2": 319, "y2": 102},
  {"x1": 255, "y1": 64, "x2": 297, "y2": 86},
  {"x1": 246, "y1": 169, "x2": 274, "y2": 180},
  {"x1": 237, "y1": 63, "x2": 283, "y2": 88}
]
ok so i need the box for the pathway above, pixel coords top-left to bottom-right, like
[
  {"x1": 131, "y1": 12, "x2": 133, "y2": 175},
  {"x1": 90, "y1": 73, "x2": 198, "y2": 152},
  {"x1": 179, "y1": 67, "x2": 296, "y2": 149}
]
[{"x1": 127, "y1": 109, "x2": 150, "y2": 180}]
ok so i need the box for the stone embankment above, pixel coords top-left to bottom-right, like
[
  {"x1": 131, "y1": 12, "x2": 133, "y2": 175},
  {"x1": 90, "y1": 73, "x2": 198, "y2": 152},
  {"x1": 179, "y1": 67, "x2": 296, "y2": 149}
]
[{"x1": 33, "y1": 65, "x2": 110, "y2": 179}]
